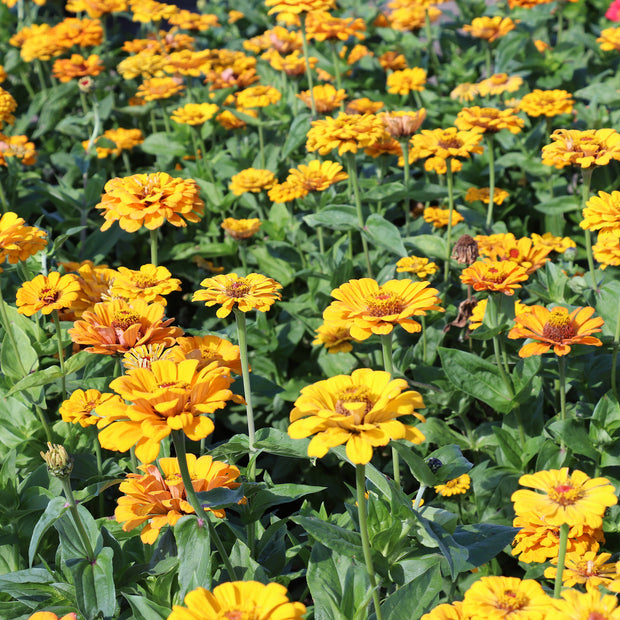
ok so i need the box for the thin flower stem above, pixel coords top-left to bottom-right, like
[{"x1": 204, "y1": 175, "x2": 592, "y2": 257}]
[
  {"x1": 400, "y1": 139, "x2": 411, "y2": 233},
  {"x1": 233, "y1": 308, "x2": 256, "y2": 459},
  {"x1": 485, "y1": 134, "x2": 496, "y2": 230},
  {"x1": 0, "y1": 178, "x2": 8, "y2": 214},
  {"x1": 52, "y1": 310, "x2": 67, "y2": 399},
  {"x1": 611, "y1": 302, "x2": 620, "y2": 400},
  {"x1": 93, "y1": 429, "x2": 105, "y2": 517},
  {"x1": 257, "y1": 112, "x2": 266, "y2": 169},
  {"x1": 171, "y1": 430, "x2": 239, "y2": 581},
  {"x1": 485, "y1": 42, "x2": 492, "y2": 77},
  {"x1": 159, "y1": 102, "x2": 171, "y2": 134},
  {"x1": 558, "y1": 355, "x2": 567, "y2": 424},
  {"x1": 381, "y1": 333, "x2": 400, "y2": 488},
  {"x1": 129, "y1": 446, "x2": 138, "y2": 473},
  {"x1": 424, "y1": 9, "x2": 440, "y2": 77},
  {"x1": 487, "y1": 295, "x2": 514, "y2": 398},
  {"x1": 345, "y1": 153, "x2": 373, "y2": 277},
  {"x1": 421, "y1": 316, "x2": 427, "y2": 363},
  {"x1": 413, "y1": 484, "x2": 426, "y2": 510},
  {"x1": 150, "y1": 228, "x2": 158, "y2": 266},
  {"x1": 581, "y1": 169, "x2": 596, "y2": 290},
  {"x1": 356, "y1": 464, "x2": 383, "y2": 620},
  {"x1": 317, "y1": 226, "x2": 325, "y2": 254},
  {"x1": 330, "y1": 42, "x2": 343, "y2": 93},
  {"x1": 59, "y1": 477, "x2": 96, "y2": 563},
  {"x1": 121, "y1": 151, "x2": 132, "y2": 175},
  {"x1": 443, "y1": 159, "x2": 455, "y2": 283},
  {"x1": 299, "y1": 15, "x2": 317, "y2": 117},
  {"x1": 553, "y1": 523, "x2": 569, "y2": 598}
]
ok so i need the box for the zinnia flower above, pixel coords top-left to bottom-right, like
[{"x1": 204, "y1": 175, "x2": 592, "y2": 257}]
[
  {"x1": 192, "y1": 272, "x2": 282, "y2": 319},
  {"x1": 60, "y1": 389, "x2": 124, "y2": 427},
  {"x1": 507, "y1": 305, "x2": 603, "y2": 357},
  {"x1": 386, "y1": 67, "x2": 427, "y2": 95},
  {"x1": 476, "y1": 73, "x2": 523, "y2": 97},
  {"x1": 549, "y1": 590, "x2": 620, "y2": 620},
  {"x1": 312, "y1": 321, "x2": 355, "y2": 353},
  {"x1": 0, "y1": 87, "x2": 17, "y2": 129},
  {"x1": 285, "y1": 159, "x2": 348, "y2": 193},
  {"x1": 168, "y1": 335, "x2": 243, "y2": 374},
  {"x1": 229, "y1": 168, "x2": 276, "y2": 196},
  {"x1": 598, "y1": 27, "x2": 620, "y2": 51},
  {"x1": 607, "y1": 0, "x2": 620, "y2": 21},
  {"x1": 96, "y1": 172, "x2": 204, "y2": 232},
  {"x1": 450, "y1": 82, "x2": 479, "y2": 103},
  {"x1": 168, "y1": 582, "x2": 306, "y2": 620},
  {"x1": 136, "y1": 76, "x2": 184, "y2": 101},
  {"x1": 305, "y1": 11, "x2": 366, "y2": 41},
  {"x1": 581, "y1": 190, "x2": 620, "y2": 234},
  {"x1": 477, "y1": 235, "x2": 552, "y2": 274},
  {"x1": 171, "y1": 102, "x2": 219, "y2": 125},
  {"x1": 84, "y1": 128, "x2": 144, "y2": 158},
  {"x1": 511, "y1": 468, "x2": 617, "y2": 529},
  {"x1": 236, "y1": 85, "x2": 281, "y2": 108},
  {"x1": 465, "y1": 187, "x2": 509, "y2": 205},
  {"x1": 544, "y1": 551, "x2": 618, "y2": 589},
  {"x1": 52, "y1": 53, "x2": 104, "y2": 82},
  {"x1": 297, "y1": 84, "x2": 347, "y2": 113},
  {"x1": 542, "y1": 128, "x2": 620, "y2": 169},
  {"x1": 221, "y1": 217, "x2": 261, "y2": 240},
  {"x1": 409, "y1": 127, "x2": 484, "y2": 166},
  {"x1": 323, "y1": 277, "x2": 442, "y2": 341},
  {"x1": 530, "y1": 232, "x2": 576, "y2": 254},
  {"x1": 264, "y1": 0, "x2": 335, "y2": 15},
  {"x1": 115, "y1": 454, "x2": 242, "y2": 543},
  {"x1": 380, "y1": 109, "x2": 426, "y2": 139},
  {"x1": 110, "y1": 264, "x2": 182, "y2": 305},
  {"x1": 455, "y1": 106, "x2": 524, "y2": 134},
  {"x1": 423, "y1": 206, "x2": 464, "y2": 228},
  {"x1": 16, "y1": 272, "x2": 80, "y2": 316},
  {"x1": 306, "y1": 112, "x2": 386, "y2": 156},
  {"x1": 435, "y1": 474, "x2": 471, "y2": 497},
  {"x1": 28, "y1": 614, "x2": 77, "y2": 620},
  {"x1": 593, "y1": 231, "x2": 620, "y2": 269},
  {"x1": 288, "y1": 368, "x2": 426, "y2": 464},
  {"x1": 462, "y1": 16, "x2": 516, "y2": 42},
  {"x1": 518, "y1": 89, "x2": 574, "y2": 118},
  {"x1": 0, "y1": 211, "x2": 47, "y2": 265},
  {"x1": 122, "y1": 343, "x2": 173, "y2": 370},
  {"x1": 460, "y1": 260, "x2": 529, "y2": 295},
  {"x1": 395, "y1": 255, "x2": 438, "y2": 278},
  {"x1": 462, "y1": 576, "x2": 552, "y2": 620}
]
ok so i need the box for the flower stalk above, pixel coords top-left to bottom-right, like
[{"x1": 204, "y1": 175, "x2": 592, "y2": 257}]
[
  {"x1": 553, "y1": 522, "x2": 569, "y2": 598},
  {"x1": 299, "y1": 15, "x2": 317, "y2": 116},
  {"x1": 381, "y1": 333, "x2": 401, "y2": 488},
  {"x1": 52, "y1": 310, "x2": 67, "y2": 398},
  {"x1": 443, "y1": 158, "x2": 455, "y2": 283},
  {"x1": 612, "y1": 302, "x2": 620, "y2": 401},
  {"x1": 345, "y1": 153, "x2": 373, "y2": 277},
  {"x1": 233, "y1": 307, "x2": 256, "y2": 457},
  {"x1": 485, "y1": 133, "x2": 496, "y2": 229},
  {"x1": 580, "y1": 168, "x2": 596, "y2": 290}
]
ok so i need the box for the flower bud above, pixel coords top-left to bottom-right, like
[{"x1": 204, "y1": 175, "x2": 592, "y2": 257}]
[{"x1": 41, "y1": 442, "x2": 73, "y2": 478}]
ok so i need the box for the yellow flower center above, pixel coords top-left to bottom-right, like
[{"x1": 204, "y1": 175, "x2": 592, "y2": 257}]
[
  {"x1": 542, "y1": 308, "x2": 576, "y2": 341},
  {"x1": 576, "y1": 560, "x2": 598, "y2": 578},
  {"x1": 199, "y1": 347, "x2": 216, "y2": 359},
  {"x1": 38, "y1": 287, "x2": 60, "y2": 305},
  {"x1": 133, "y1": 275, "x2": 158, "y2": 289},
  {"x1": 549, "y1": 482, "x2": 582, "y2": 506},
  {"x1": 364, "y1": 290, "x2": 404, "y2": 317},
  {"x1": 483, "y1": 266, "x2": 506, "y2": 283},
  {"x1": 226, "y1": 279, "x2": 251, "y2": 299},
  {"x1": 112, "y1": 310, "x2": 141, "y2": 331},
  {"x1": 497, "y1": 589, "x2": 528, "y2": 612},
  {"x1": 335, "y1": 386, "x2": 373, "y2": 420}
]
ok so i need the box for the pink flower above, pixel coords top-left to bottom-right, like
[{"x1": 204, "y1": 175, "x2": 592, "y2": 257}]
[{"x1": 606, "y1": 0, "x2": 620, "y2": 21}]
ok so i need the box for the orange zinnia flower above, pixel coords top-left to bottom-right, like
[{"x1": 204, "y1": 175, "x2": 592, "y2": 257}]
[
  {"x1": 0, "y1": 87, "x2": 17, "y2": 129},
  {"x1": 168, "y1": 335, "x2": 243, "y2": 374},
  {"x1": 115, "y1": 454, "x2": 242, "y2": 543},
  {"x1": 98, "y1": 359, "x2": 234, "y2": 462},
  {"x1": 297, "y1": 84, "x2": 347, "y2": 113},
  {"x1": 460, "y1": 260, "x2": 529, "y2": 295},
  {"x1": 193, "y1": 272, "x2": 282, "y2": 319},
  {"x1": 462, "y1": 16, "x2": 516, "y2": 42},
  {"x1": 68, "y1": 298, "x2": 182, "y2": 355},
  {"x1": 136, "y1": 76, "x2": 184, "y2": 101},
  {"x1": 507, "y1": 305, "x2": 604, "y2": 357},
  {"x1": 52, "y1": 53, "x2": 104, "y2": 82},
  {"x1": 0, "y1": 211, "x2": 47, "y2": 265},
  {"x1": 16, "y1": 272, "x2": 80, "y2": 316},
  {"x1": 581, "y1": 190, "x2": 620, "y2": 235},
  {"x1": 111, "y1": 264, "x2": 181, "y2": 305},
  {"x1": 28, "y1": 613, "x2": 77, "y2": 620},
  {"x1": 60, "y1": 389, "x2": 124, "y2": 427},
  {"x1": 221, "y1": 217, "x2": 261, "y2": 240},
  {"x1": 542, "y1": 128, "x2": 620, "y2": 169},
  {"x1": 96, "y1": 172, "x2": 204, "y2": 233},
  {"x1": 323, "y1": 277, "x2": 442, "y2": 341},
  {"x1": 455, "y1": 106, "x2": 524, "y2": 135},
  {"x1": 229, "y1": 168, "x2": 276, "y2": 196}
]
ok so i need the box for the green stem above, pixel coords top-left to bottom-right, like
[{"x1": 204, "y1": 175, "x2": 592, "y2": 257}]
[
  {"x1": 485, "y1": 133, "x2": 495, "y2": 230},
  {"x1": 159, "y1": 101, "x2": 171, "y2": 133},
  {"x1": 581, "y1": 169, "x2": 596, "y2": 290},
  {"x1": 60, "y1": 477, "x2": 95, "y2": 562},
  {"x1": 93, "y1": 429, "x2": 105, "y2": 517},
  {"x1": 52, "y1": 310, "x2": 67, "y2": 399},
  {"x1": 20, "y1": 70, "x2": 36, "y2": 99},
  {"x1": 330, "y1": 42, "x2": 343, "y2": 93},
  {"x1": 317, "y1": 226, "x2": 325, "y2": 255},
  {"x1": 150, "y1": 228, "x2": 158, "y2": 266},
  {"x1": 129, "y1": 445, "x2": 138, "y2": 473},
  {"x1": 233, "y1": 308, "x2": 256, "y2": 459},
  {"x1": 487, "y1": 295, "x2": 514, "y2": 398},
  {"x1": 422, "y1": 316, "x2": 427, "y2": 363},
  {"x1": 612, "y1": 302, "x2": 620, "y2": 401},
  {"x1": 553, "y1": 523, "x2": 569, "y2": 598},
  {"x1": 400, "y1": 139, "x2": 411, "y2": 233},
  {"x1": 443, "y1": 159, "x2": 455, "y2": 283},
  {"x1": 257, "y1": 111, "x2": 265, "y2": 169},
  {"x1": 381, "y1": 333, "x2": 400, "y2": 488},
  {"x1": 424, "y1": 9, "x2": 440, "y2": 77},
  {"x1": 345, "y1": 153, "x2": 373, "y2": 277},
  {"x1": 0, "y1": 178, "x2": 8, "y2": 213},
  {"x1": 34, "y1": 60, "x2": 48, "y2": 93},
  {"x1": 413, "y1": 484, "x2": 426, "y2": 510},
  {"x1": 171, "y1": 430, "x2": 239, "y2": 580},
  {"x1": 485, "y1": 42, "x2": 492, "y2": 77},
  {"x1": 299, "y1": 15, "x2": 317, "y2": 116},
  {"x1": 558, "y1": 355, "x2": 567, "y2": 424},
  {"x1": 356, "y1": 464, "x2": 383, "y2": 620},
  {"x1": 121, "y1": 151, "x2": 132, "y2": 175}
]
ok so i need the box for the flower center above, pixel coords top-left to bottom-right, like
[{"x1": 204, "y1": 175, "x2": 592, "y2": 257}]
[
  {"x1": 157, "y1": 381, "x2": 190, "y2": 390},
  {"x1": 542, "y1": 308, "x2": 576, "y2": 341},
  {"x1": 226, "y1": 280, "x2": 250, "y2": 299},
  {"x1": 85, "y1": 400, "x2": 98, "y2": 413},
  {"x1": 576, "y1": 560, "x2": 598, "y2": 578},
  {"x1": 364, "y1": 290, "x2": 405, "y2": 317},
  {"x1": 224, "y1": 612, "x2": 244, "y2": 620},
  {"x1": 112, "y1": 310, "x2": 141, "y2": 331},
  {"x1": 335, "y1": 386, "x2": 373, "y2": 420},
  {"x1": 438, "y1": 136, "x2": 462, "y2": 149},
  {"x1": 38, "y1": 287, "x2": 60, "y2": 305},
  {"x1": 133, "y1": 275, "x2": 158, "y2": 289},
  {"x1": 588, "y1": 613, "x2": 607, "y2": 620},
  {"x1": 498, "y1": 589, "x2": 528, "y2": 612},
  {"x1": 548, "y1": 482, "x2": 582, "y2": 506},
  {"x1": 483, "y1": 266, "x2": 506, "y2": 283}
]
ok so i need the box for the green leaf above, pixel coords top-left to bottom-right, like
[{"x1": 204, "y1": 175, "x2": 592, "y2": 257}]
[
  {"x1": 63, "y1": 350, "x2": 94, "y2": 376},
  {"x1": 141, "y1": 132, "x2": 189, "y2": 157},
  {"x1": 174, "y1": 516, "x2": 211, "y2": 597},
  {"x1": 245, "y1": 484, "x2": 325, "y2": 521},
  {"x1": 547, "y1": 419, "x2": 599, "y2": 461},
  {"x1": 381, "y1": 564, "x2": 442, "y2": 619},
  {"x1": 124, "y1": 594, "x2": 171, "y2": 620},
  {"x1": 404, "y1": 234, "x2": 447, "y2": 260},
  {"x1": 254, "y1": 427, "x2": 310, "y2": 459},
  {"x1": 194, "y1": 486, "x2": 245, "y2": 510},
  {"x1": 1, "y1": 325, "x2": 39, "y2": 379},
  {"x1": 282, "y1": 113, "x2": 312, "y2": 158},
  {"x1": 493, "y1": 427, "x2": 523, "y2": 470},
  {"x1": 598, "y1": 280, "x2": 620, "y2": 338},
  {"x1": 427, "y1": 445, "x2": 473, "y2": 483},
  {"x1": 533, "y1": 195, "x2": 581, "y2": 215},
  {"x1": 55, "y1": 504, "x2": 100, "y2": 562},
  {"x1": 7, "y1": 366, "x2": 63, "y2": 396},
  {"x1": 438, "y1": 347, "x2": 514, "y2": 414},
  {"x1": 291, "y1": 516, "x2": 363, "y2": 557},
  {"x1": 391, "y1": 441, "x2": 437, "y2": 486},
  {"x1": 362, "y1": 214, "x2": 407, "y2": 256},
  {"x1": 72, "y1": 547, "x2": 116, "y2": 620},
  {"x1": 452, "y1": 524, "x2": 519, "y2": 568},
  {"x1": 303, "y1": 206, "x2": 359, "y2": 231},
  {"x1": 28, "y1": 497, "x2": 68, "y2": 566},
  {"x1": 248, "y1": 245, "x2": 295, "y2": 287},
  {"x1": 363, "y1": 182, "x2": 406, "y2": 202}
]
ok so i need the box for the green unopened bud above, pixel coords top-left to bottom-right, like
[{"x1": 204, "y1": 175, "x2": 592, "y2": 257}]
[{"x1": 41, "y1": 442, "x2": 73, "y2": 478}]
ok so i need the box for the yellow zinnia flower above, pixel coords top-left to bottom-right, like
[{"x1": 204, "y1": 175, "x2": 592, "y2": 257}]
[
  {"x1": 530, "y1": 232, "x2": 576, "y2": 254},
  {"x1": 60, "y1": 389, "x2": 124, "y2": 427},
  {"x1": 435, "y1": 474, "x2": 471, "y2": 497},
  {"x1": 409, "y1": 127, "x2": 484, "y2": 164},
  {"x1": 27, "y1": 613, "x2": 77, "y2": 620},
  {"x1": 110, "y1": 263, "x2": 182, "y2": 305},
  {"x1": 581, "y1": 190, "x2": 620, "y2": 234},
  {"x1": 323, "y1": 277, "x2": 442, "y2": 341},
  {"x1": 297, "y1": 84, "x2": 347, "y2": 113},
  {"x1": 542, "y1": 128, "x2": 620, "y2": 169},
  {"x1": 0, "y1": 211, "x2": 47, "y2": 265},
  {"x1": 547, "y1": 589, "x2": 620, "y2": 620},
  {"x1": 236, "y1": 85, "x2": 281, "y2": 108},
  {"x1": 169, "y1": 582, "x2": 306, "y2": 620},
  {"x1": 455, "y1": 106, "x2": 524, "y2": 134},
  {"x1": 476, "y1": 73, "x2": 523, "y2": 97},
  {"x1": 286, "y1": 159, "x2": 348, "y2": 192},
  {"x1": 395, "y1": 255, "x2": 438, "y2": 279},
  {"x1": 598, "y1": 27, "x2": 620, "y2": 52},
  {"x1": 312, "y1": 320, "x2": 355, "y2": 353},
  {"x1": 136, "y1": 76, "x2": 184, "y2": 101},
  {"x1": 544, "y1": 551, "x2": 618, "y2": 589},
  {"x1": 465, "y1": 187, "x2": 509, "y2": 205},
  {"x1": 518, "y1": 89, "x2": 574, "y2": 118},
  {"x1": 288, "y1": 368, "x2": 426, "y2": 464},
  {"x1": 16, "y1": 272, "x2": 80, "y2": 316},
  {"x1": 462, "y1": 16, "x2": 516, "y2": 42},
  {"x1": 386, "y1": 67, "x2": 427, "y2": 95},
  {"x1": 171, "y1": 102, "x2": 218, "y2": 125},
  {"x1": 306, "y1": 112, "x2": 386, "y2": 156},
  {"x1": 229, "y1": 168, "x2": 276, "y2": 196},
  {"x1": 423, "y1": 206, "x2": 464, "y2": 228},
  {"x1": 221, "y1": 217, "x2": 261, "y2": 240},
  {"x1": 168, "y1": 335, "x2": 243, "y2": 374},
  {"x1": 593, "y1": 231, "x2": 620, "y2": 269}
]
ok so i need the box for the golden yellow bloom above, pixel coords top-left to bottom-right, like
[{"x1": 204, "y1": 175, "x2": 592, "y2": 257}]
[
  {"x1": 228, "y1": 10, "x2": 244, "y2": 23},
  {"x1": 111, "y1": 264, "x2": 181, "y2": 305},
  {"x1": 221, "y1": 217, "x2": 261, "y2": 240},
  {"x1": 289, "y1": 368, "x2": 425, "y2": 464},
  {"x1": 169, "y1": 335, "x2": 243, "y2": 375},
  {"x1": 63, "y1": 261, "x2": 116, "y2": 317},
  {"x1": 530, "y1": 232, "x2": 576, "y2": 254},
  {"x1": 547, "y1": 589, "x2": 620, "y2": 620},
  {"x1": 508, "y1": 305, "x2": 604, "y2": 357},
  {"x1": 117, "y1": 52, "x2": 166, "y2": 80},
  {"x1": 306, "y1": 11, "x2": 366, "y2": 41},
  {"x1": 518, "y1": 89, "x2": 574, "y2": 118},
  {"x1": 421, "y1": 601, "x2": 465, "y2": 620},
  {"x1": 0, "y1": 87, "x2": 16, "y2": 129},
  {"x1": 297, "y1": 84, "x2": 347, "y2": 113},
  {"x1": 387, "y1": 67, "x2": 427, "y2": 95},
  {"x1": 581, "y1": 190, "x2": 620, "y2": 234},
  {"x1": 462, "y1": 576, "x2": 552, "y2": 620},
  {"x1": 53, "y1": 17, "x2": 104, "y2": 48},
  {"x1": 216, "y1": 109, "x2": 254, "y2": 130},
  {"x1": 323, "y1": 277, "x2": 442, "y2": 341},
  {"x1": 386, "y1": 4, "x2": 441, "y2": 32},
  {"x1": 52, "y1": 54, "x2": 104, "y2": 83},
  {"x1": 395, "y1": 256, "x2": 438, "y2": 279},
  {"x1": 163, "y1": 50, "x2": 213, "y2": 77},
  {"x1": 286, "y1": 159, "x2": 348, "y2": 192},
  {"x1": 477, "y1": 73, "x2": 523, "y2": 97},
  {"x1": 365, "y1": 133, "x2": 402, "y2": 158},
  {"x1": 129, "y1": 0, "x2": 177, "y2": 22},
  {"x1": 380, "y1": 109, "x2": 426, "y2": 139},
  {"x1": 598, "y1": 27, "x2": 620, "y2": 52},
  {"x1": 169, "y1": 582, "x2": 306, "y2": 620},
  {"x1": 455, "y1": 106, "x2": 524, "y2": 134},
  {"x1": 229, "y1": 168, "x2": 276, "y2": 196},
  {"x1": 193, "y1": 272, "x2": 282, "y2": 319},
  {"x1": 460, "y1": 260, "x2": 529, "y2": 296},
  {"x1": 0, "y1": 212, "x2": 47, "y2": 266},
  {"x1": 409, "y1": 127, "x2": 484, "y2": 164},
  {"x1": 115, "y1": 454, "x2": 242, "y2": 543},
  {"x1": 544, "y1": 551, "x2": 618, "y2": 589},
  {"x1": 60, "y1": 389, "x2": 124, "y2": 427},
  {"x1": 465, "y1": 187, "x2": 509, "y2": 205},
  {"x1": 435, "y1": 474, "x2": 471, "y2": 497},
  {"x1": 84, "y1": 128, "x2": 144, "y2": 158},
  {"x1": 68, "y1": 298, "x2": 182, "y2": 355},
  {"x1": 450, "y1": 82, "x2": 479, "y2": 103},
  {"x1": 462, "y1": 16, "x2": 516, "y2": 42},
  {"x1": 478, "y1": 235, "x2": 552, "y2": 274},
  {"x1": 534, "y1": 39, "x2": 551, "y2": 53},
  {"x1": 508, "y1": 0, "x2": 554, "y2": 6},
  {"x1": 511, "y1": 468, "x2": 617, "y2": 529},
  {"x1": 306, "y1": 112, "x2": 386, "y2": 156},
  {"x1": 96, "y1": 172, "x2": 204, "y2": 233},
  {"x1": 98, "y1": 359, "x2": 234, "y2": 463},
  {"x1": 122, "y1": 343, "x2": 173, "y2": 371},
  {"x1": 267, "y1": 181, "x2": 307, "y2": 203},
  {"x1": 378, "y1": 50, "x2": 407, "y2": 71},
  {"x1": 168, "y1": 10, "x2": 220, "y2": 30},
  {"x1": 136, "y1": 76, "x2": 184, "y2": 101},
  {"x1": 542, "y1": 128, "x2": 620, "y2": 169},
  {"x1": 265, "y1": 49, "x2": 317, "y2": 77},
  {"x1": 236, "y1": 85, "x2": 281, "y2": 108},
  {"x1": 423, "y1": 206, "x2": 464, "y2": 228},
  {"x1": 345, "y1": 98, "x2": 384, "y2": 114},
  {"x1": 312, "y1": 321, "x2": 355, "y2": 354},
  {"x1": 65, "y1": 0, "x2": 127, "y2": 17},
  {"x1": 593, "y1": 231, "x2": 620, "y2": 269},
  {"x1": 0, "y1": 134, "x2": 36, "y2": 167},
  {"x1": 16, "y1": 272, "x2": 80, "y2": 316},
  {"x1": 171, "y1": 102, "x2": 218, "y2": 125}
]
